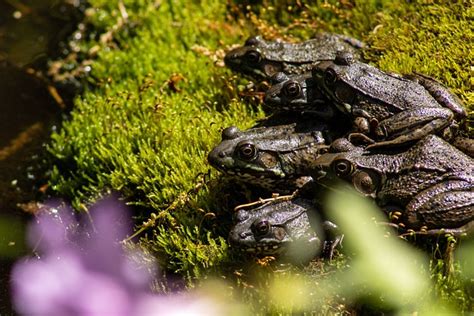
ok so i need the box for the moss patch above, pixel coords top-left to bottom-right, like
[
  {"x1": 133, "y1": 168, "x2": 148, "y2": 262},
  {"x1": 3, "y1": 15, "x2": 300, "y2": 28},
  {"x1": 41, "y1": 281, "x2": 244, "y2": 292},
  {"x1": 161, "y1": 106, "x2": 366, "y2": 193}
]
[{"x1": 47, "y1": 0, "x2": 473, "y2": 312}]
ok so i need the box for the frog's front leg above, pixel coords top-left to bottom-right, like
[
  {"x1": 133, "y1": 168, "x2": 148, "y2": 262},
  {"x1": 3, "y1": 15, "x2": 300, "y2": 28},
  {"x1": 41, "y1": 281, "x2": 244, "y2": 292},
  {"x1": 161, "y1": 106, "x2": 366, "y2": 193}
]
[
  {"x1": 367, "y1": 107, "x2": 453, "y2": 149},
  {"x1": 404, "y1": 180, "x2": 474, "y2": 230},
  {"x1": 321, "y1": 220, "x2": 343, "y2": 260}
]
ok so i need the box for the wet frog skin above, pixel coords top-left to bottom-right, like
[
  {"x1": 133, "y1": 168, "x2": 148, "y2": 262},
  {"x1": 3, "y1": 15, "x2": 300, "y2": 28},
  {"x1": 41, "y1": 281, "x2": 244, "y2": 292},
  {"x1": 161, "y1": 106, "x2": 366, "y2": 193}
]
[
  {"x1": 311, "y1": 135, "x2": 474, "y2": 231},
  {"x1": 403, "y1": 72, "x2": 467, "y2": 119},
  {"x1": 224, "y1": 33, "x2": 363, "y2": 80},
  {"x1": 229, "y1": 198, "x2": 324, "y2": 261},
  {"x1": 265, "y1": 70, "x2": 474, "y2": 157},
  {"x1": 264, "y1": 72, "x2": 335, "y2": 118},
  {"x1": 207, "y1": 120, "x2": 333, "y2": 193},
  {"x1": 312, "y1": 52, "x2": 467, "y2": 150}
]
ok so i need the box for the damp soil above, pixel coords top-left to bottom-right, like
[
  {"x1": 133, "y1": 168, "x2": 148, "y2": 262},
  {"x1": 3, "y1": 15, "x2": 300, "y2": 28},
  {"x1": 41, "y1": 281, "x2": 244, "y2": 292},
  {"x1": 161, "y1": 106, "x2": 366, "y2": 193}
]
[{"x1": 0, "y1": 1, "x2": 86, "y2": 313}]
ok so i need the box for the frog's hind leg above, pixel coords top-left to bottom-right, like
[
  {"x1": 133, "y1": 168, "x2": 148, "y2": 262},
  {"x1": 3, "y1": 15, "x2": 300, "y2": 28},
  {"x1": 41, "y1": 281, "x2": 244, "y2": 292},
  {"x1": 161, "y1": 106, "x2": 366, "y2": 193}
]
[
  {"x1": 405, "y1": 180, "x2": 474, "y2": 232},
  {"x1": 333, "y1": 34, "x2": 366, "y2": 49},
  {"x1": 401, "y1": 221, "x2": 474, "y2": 238},
  {"x1": 404, "y1": 73, "x2": 466, "y2": 120},
  {"x1": 452, "y1": 136, "x2": 474, "y2": 158},
  {"x1": 367, "y1": 107, "x2": 454, "y2": 150}
]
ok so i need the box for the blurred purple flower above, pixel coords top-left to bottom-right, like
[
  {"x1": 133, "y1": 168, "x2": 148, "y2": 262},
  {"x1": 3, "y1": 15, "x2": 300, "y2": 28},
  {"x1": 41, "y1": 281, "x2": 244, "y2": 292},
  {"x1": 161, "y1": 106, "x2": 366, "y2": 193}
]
[
  {"x1": 10, "y1": 197, "x2": 157, "y2": 316},
  {"x1": 11, "y1": 197, "x2": 241, "y2": 316}
]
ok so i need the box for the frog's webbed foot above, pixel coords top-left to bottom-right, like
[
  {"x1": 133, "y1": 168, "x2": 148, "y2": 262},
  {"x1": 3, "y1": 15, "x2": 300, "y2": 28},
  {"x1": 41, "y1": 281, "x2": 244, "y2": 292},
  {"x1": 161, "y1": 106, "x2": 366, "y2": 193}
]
[
  {"x1": 405, "y1": 180, "x2": 474, "y2": 231},
  {"x1": 366, "y1": 107, "x2": 454, "y2": 150}
]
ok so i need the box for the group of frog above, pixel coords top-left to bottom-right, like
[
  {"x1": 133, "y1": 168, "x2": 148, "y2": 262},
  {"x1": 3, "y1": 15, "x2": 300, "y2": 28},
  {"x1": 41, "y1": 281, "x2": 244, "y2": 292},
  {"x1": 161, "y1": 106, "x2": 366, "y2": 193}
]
[{"x1": 207, "y1": 33, "x2": 474, "y2": 261}]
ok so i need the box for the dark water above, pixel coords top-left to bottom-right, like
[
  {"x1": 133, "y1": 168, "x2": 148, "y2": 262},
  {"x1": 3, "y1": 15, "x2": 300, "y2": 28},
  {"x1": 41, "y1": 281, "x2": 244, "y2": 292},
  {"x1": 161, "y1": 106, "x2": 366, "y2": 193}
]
[{"x1": 0, "y1": 1, "x2": 84, "y2": 313}]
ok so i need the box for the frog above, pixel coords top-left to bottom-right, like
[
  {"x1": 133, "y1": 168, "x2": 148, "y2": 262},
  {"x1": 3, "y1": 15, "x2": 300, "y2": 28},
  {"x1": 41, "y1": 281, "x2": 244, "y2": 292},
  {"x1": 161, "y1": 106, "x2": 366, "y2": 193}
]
[
  {"x1": 309, "y1": 135, "x2": 474, "y2": 233},
  {"x1": 311, "y1": 51, "x2": 467, "y2": 150},
  {"x1": 224, "y1": 33, "x2": 364, "y2": 80},
  {"x1": 265, "y1": 71, "x2": 474, "y2": 157},
  {"x1": 207, "y1": 119, "x2": 335, "y2": 193},
  {"x1": 229, "y1": 197, "x2": 342, "y2": 261},
  {"x1": 264, "y1": 72, "x2": 335, "y2": 119}
]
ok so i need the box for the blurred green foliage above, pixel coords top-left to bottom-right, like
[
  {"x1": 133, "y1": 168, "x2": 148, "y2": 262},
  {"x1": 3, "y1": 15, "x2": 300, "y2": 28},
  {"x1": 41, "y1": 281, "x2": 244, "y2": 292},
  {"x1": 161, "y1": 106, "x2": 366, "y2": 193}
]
[
  {"x1": 47, "y1": 0, "x2": 473, "y2": 313},
  {"x1": 0, "y1": 216, "x2": 26, "y2": 258}
]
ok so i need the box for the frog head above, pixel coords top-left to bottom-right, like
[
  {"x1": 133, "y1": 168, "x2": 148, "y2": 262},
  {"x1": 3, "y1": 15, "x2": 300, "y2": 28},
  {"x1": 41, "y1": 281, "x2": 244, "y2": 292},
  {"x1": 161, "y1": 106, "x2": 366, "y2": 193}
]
[
  {"x1": 229, "y1": 198, "x2": 323, "y2": 261},
  {"x1": 208, "y1": 123, "x2": 330, "y2": 193},
  {"x1": 265, "y1": 72, "x2": 329, "y2": 114},
  {"x1": 224, "y1": 36, "x2": 284, "y2": 79}
]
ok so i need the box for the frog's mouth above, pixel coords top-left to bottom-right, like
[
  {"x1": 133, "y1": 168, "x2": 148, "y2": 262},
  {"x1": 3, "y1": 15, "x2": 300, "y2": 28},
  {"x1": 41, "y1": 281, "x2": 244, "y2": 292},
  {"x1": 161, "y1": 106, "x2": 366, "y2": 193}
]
[
  {"x1": 224, "y1": 54, "x2": 267, "y2": 79},
  {"x1": 224, "y1": 167, "x2": 284, "y2": 179},
  {"x1": 226, "y1": 171, "x2": 305, "y2": 192},
  {"x1": 240, "y1": 242, "x2": 287, "y2": 256}
]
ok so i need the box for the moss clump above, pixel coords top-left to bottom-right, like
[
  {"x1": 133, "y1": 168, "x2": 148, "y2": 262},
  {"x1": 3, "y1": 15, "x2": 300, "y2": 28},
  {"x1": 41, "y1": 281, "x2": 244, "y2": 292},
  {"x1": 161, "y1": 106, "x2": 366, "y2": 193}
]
[{"x1": 47, "y1": 0, "x2": 473, "y2": 312}]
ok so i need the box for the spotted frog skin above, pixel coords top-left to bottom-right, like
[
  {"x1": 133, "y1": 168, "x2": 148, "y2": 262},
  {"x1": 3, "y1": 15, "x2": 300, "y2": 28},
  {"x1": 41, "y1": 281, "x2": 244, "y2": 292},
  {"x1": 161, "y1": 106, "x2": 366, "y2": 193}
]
[
  {"x1": 207, "y1": 120, "x2": 334, "y2": 193},
  {"x1": 224, "y1": 33, "x2": 363, "y2": 80},
  {"x1": 312, "y1": 52, "x2": 467, "y2": 150},
  {"x1": 265, "y1": 72, "x2": 334, "y2": 118},
  {"x1": 310, "y1": 135, "x2": 474, "y2": 231},
  {"x1": 229, "y1": 198, "x2": 324, "y2": 261},
  {"x1": 265, "y1": 70, "x2": 474, "y2": 157}
]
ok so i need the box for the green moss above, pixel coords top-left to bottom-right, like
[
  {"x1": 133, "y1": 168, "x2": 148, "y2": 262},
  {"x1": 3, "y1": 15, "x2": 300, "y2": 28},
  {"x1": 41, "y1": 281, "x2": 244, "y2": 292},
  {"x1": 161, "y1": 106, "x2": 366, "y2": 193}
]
[{"x1": 47, "y1": 0, "x2": 473, "y2": 312}]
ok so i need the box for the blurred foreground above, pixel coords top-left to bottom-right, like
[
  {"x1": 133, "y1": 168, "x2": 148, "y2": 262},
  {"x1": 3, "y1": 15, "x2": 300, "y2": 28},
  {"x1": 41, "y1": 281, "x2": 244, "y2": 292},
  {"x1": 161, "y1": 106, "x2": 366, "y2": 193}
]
[{"x1": 7, "y1": 190, "x2": 473, "y2": 314}]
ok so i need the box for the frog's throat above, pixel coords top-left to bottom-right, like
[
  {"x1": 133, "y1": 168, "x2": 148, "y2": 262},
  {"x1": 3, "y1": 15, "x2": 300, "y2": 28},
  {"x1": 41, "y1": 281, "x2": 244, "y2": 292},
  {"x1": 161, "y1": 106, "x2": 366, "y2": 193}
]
[{"x1": 280, "y1": 144, "x2": 325, "y2": 177}]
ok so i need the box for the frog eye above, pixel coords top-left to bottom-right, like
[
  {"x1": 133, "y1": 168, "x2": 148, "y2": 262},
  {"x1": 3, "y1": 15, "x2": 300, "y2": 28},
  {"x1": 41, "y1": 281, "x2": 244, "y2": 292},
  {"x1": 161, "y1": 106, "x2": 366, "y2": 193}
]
[
  {"x1": 270, "y1": 72, "x2": 289, "y2": 84},
  {"x1": 282, "y1": 81, "x2": 301, "y2": 98},
  {"x1": 244, "y1": 49, "x2": 262, "y2": 64},
  {"x1": 254, "y1": 220, "x2": 270, "y2": 236},
  {"x1": 324, "y1": 68, "x2": 338, "y2": 87},
  {"x1": 237, "y1": 142, "x2": 257, "y2": 160},
  {"x1": 352, "y1": 170, "x2": 380, "y2": 195},
  {"x1": 234, "y1": 210, "x2": 249, "y2": 222},
  {"x1": 222, "y1": 126, "x2": 240, "y2": 140},
  {"x1": 332, "y1": 159, "x2": 354, "y2": 177},
  {"x1": 245, "y1": 36, "x2": 260, "y2": 46},
  {"x1": 335, "y1": 51, "x2": 355, "y2": 66}
]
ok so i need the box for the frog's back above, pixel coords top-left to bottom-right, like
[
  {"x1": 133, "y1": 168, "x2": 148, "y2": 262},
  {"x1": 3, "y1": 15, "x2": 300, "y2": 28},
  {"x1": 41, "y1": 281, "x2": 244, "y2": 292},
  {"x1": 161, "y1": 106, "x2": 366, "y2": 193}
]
[
  {"x1": 347, "y1": 63, "x2": 441, "y2": 111},
  {"x1": 402, "y1": 135, "x2": 473, "y2": 179},
  {"x1": 260, "y1": 33, "x2": 362, "y2": 63},
  {"x1": 373, "y1": 136, "x2": 473, "y2": 206}
]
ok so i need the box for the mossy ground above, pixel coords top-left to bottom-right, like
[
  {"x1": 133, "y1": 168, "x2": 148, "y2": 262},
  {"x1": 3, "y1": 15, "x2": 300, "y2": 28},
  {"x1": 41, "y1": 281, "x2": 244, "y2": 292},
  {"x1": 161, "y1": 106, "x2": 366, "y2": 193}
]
[{"x1": 47, "y1": 0, "x2": 473, "y2": 313}]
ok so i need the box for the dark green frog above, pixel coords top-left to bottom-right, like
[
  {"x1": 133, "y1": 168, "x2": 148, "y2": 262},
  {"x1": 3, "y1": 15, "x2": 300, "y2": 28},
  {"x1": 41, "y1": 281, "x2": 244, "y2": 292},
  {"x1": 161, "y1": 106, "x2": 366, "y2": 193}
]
[
  {"x1": 229, "y1": 198, "x2": 341, "y2": 261},
  {"x1": 310, "y1": 135, "x2": 473, "y2": 232},
  {"x1": 265, "y1": 72, "x2": 333, "y2": 118},
  {"x1": 207, "y1": 120, "x2": 334, "y2": 193},
  {"x1": 311, "y1": 52, "x2": 467, "y2": 150},
  {"x1": 265, "y1": 70, "x2": 473, "y2": 156},
  {"x1": 224, "y1": 33, "x2": 363, "y2": 80}
]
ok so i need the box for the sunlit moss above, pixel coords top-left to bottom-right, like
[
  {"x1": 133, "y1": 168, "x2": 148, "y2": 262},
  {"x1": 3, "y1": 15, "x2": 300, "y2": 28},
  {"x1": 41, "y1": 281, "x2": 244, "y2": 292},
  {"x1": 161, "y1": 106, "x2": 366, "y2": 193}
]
[{"x1": 47, "y1": 0, "x2": 473, "y2": 313}]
